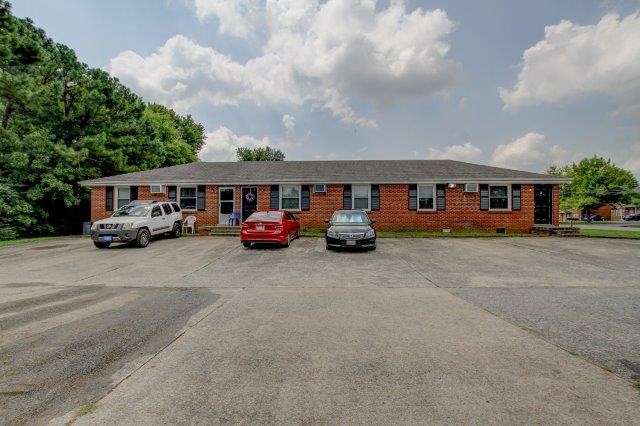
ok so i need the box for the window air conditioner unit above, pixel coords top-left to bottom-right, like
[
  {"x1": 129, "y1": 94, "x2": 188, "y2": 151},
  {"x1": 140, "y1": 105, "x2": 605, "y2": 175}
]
[
  {"x1": 150, "y1": 184, "x2": 164, "y2": 194},
  {"x1": 464, "y1": 183, "x2": 478, "y2": 193},
  {"x1": 314, "y1": 184, "x2": 327, "y2": 193}
]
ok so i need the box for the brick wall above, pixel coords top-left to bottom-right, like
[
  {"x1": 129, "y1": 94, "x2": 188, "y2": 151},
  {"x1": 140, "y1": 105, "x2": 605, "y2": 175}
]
[{"x1": 89, "y1": 183, "x2": 558, "y2": 233}]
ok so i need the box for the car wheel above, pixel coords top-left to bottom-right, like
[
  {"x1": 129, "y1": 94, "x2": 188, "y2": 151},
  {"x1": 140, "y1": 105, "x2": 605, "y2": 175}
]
[
  {"x1": 135, "y1": 228, "x2": 151, "y2": 248},
  {"x1": 170, "y1": 222, "x2": 182, "y2": 238},
  {"x1": 370, "y1": 245, "x2": 376, "y2": 251},
  {"x1": 242, "y1": 242, "x2": 251, "y2": 248},
  {"x1": 93, "y1": 241, "x2": 110, "y2": 249},
  {"x1": 284, "y1": 233, "x2": 291, "y2": 247}
]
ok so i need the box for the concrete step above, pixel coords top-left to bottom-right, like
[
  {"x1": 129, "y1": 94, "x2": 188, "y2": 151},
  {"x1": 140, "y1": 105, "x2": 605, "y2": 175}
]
[
  {"x1": 204, "y1": 226, "x2": 240, "y2": 237},
  {"x1": 554, "y1": 229, "x2": 581, "y2": 237}
]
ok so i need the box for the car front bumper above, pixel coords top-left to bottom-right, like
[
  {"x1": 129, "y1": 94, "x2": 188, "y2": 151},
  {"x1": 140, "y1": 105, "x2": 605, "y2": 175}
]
[
  {"x1": 90, "y1": 229, "x2": 137, "y2": 243},
  {"x1": 326, "y1": 236, "x2": 376, "y2": 248}
]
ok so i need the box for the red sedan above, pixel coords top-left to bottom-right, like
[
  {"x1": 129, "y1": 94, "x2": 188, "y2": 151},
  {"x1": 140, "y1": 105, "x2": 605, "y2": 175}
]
[{"x1": 241, "y1": 211, "x2": 300, "y2": 247}]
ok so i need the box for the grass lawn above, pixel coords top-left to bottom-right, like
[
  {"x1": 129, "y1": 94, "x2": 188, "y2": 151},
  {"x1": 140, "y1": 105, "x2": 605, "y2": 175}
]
[
  {"x1": 0, "y1": 236, "x2": 68, "y2": 249},
  {"x1": 580, "y1": 229, "x2": 640, "y2": 239},
  {"x1": 300, "y1": 230, "x2": 532, "y2": 238}
]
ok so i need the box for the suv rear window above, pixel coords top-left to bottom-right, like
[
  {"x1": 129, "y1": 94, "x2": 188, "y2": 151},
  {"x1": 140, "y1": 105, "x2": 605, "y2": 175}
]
[
  {"x1": 171, "y1": 203, "x2": 181, "y2": 212},
  {"x1": 162, "y1": 203, "x2": 172, "y2": 215}
]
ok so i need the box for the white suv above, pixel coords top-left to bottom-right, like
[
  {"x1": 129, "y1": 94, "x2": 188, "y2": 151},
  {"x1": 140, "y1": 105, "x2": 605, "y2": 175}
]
[{"x1": 90, "y1": 200, "x2": 183, "y2": 248}]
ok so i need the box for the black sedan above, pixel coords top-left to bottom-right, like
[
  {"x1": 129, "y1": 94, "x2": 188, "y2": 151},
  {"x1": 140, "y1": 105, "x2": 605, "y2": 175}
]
[
  {"x1": 624, "y1": 213, "x2": 640, "y2": 221},
  {"x1": 325, "y1": 210, "x2": 376, "y2": 250}
]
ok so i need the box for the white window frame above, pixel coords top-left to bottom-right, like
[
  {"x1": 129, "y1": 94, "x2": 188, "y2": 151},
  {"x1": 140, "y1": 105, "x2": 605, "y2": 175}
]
[
  {"x1": 178, "y1": 185, "x2": 198, "y2": 211},
  {"x1": 417, "y1": 184, "x2": 436, "y2": 211},
  {"x1": 351, "y1": 184, "x2": 371, "y2": 211},
  {"x1": 115, "y1": 186, "x2": 131, "y2": 209},
  {"x1": 280, "y1": 184, "x2": 301, "y2": 211},
  {"x1": 488, "y1": 184, "x2": 511, "y2": 211}
]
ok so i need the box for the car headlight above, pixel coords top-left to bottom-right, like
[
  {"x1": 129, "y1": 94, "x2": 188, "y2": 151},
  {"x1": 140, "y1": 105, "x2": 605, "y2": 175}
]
[
  {"x1": 91, "y1": 222, "x2": 98, "y2": 231},
  {"x1": 326, "y1": 228, "x2": 337, "y2": 238},
  {"x1": 121, "y1": 222, "x2": 135, "y2": 230},
  {"x1": 365, "y1": 229, "x2": 375, "y2": 238}
]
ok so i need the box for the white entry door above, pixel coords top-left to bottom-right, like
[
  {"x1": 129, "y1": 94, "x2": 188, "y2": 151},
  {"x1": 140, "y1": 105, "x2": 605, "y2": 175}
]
[{"x1": 219, "y1": 187, "x2": 235, "y2": 225}]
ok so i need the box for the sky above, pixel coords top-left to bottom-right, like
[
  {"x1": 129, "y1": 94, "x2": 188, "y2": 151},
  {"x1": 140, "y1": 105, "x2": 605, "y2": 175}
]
[{"x1": 12, "y1": 0, "x2": 640, "y2": 173}]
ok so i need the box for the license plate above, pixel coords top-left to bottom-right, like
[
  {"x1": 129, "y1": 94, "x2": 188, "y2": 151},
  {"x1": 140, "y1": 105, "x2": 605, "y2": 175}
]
[
  {"x1": 255, "y1": 225, "x2": 265, "y2": 231},
  {"x1": 100, "y1": 235, "x2": 113, "y2": 242},
  {"x1": 346, "y1": 240, "x2": 356, "y2": 246}
]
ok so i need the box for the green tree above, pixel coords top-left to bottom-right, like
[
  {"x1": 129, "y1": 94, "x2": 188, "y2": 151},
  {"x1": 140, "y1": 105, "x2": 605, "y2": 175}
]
[
  {"x1": 547, "y1": 157, "x2": 639, "y2": 212},
  {"x1": 236, "y1": 146, "x2": 285, "y2": 161},
  {"x1": 0, "y1": 1, "x2": 205, "y2": 239}
]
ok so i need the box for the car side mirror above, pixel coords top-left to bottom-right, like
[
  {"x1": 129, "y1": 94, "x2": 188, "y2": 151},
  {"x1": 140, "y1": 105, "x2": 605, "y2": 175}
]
[
  {"x1": 370, "y1": 220, "x2": 377, "y2": 225},
  {"x1": 324, "y1": 219, "x2": 331, "y2": 224}
]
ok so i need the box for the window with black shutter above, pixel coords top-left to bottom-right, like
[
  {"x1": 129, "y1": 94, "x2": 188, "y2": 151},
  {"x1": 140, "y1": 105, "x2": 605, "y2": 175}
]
[
  {"x1": 512, "y1": 184, "x2": 521, "y2": 211},
  {"x1": 343, "y1": 185, "x2": 352, "y2": 209},
  {"x1": 167, "y1": 186, "x2": 177, "y2": 201},
  {"x1": 371, "y1": 185, "x2": 380, "y2": 210},
  {"x1": 105, "y1": 186, "x2": 114, "y2": 211},
  {"x1": 436, "y1": 184, "x2": 446, "y2": 210},
  {"x1": 270, "y1": 185, "x2": 279, "y2": 209},
  {"x1": 130, "y1": 186, "x2": 138, "y2": 202},
  {"x1": 301, "y1": 185, "x2": 310, "y2": 210},
  {"x1": 480, "y1": 184, "x2": 489, "y2": 210},
  {"x1": 408, "y1": 184, "x2": 417, "y2": 210},
  {"x1": 197, "y1": 185, "x2": 206, "y2": 211}
]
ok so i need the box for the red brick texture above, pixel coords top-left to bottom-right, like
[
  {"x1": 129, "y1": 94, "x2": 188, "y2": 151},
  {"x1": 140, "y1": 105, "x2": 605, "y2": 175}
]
[{"x1": 89, "y1": 183, "x2": 559, "y2": 233}]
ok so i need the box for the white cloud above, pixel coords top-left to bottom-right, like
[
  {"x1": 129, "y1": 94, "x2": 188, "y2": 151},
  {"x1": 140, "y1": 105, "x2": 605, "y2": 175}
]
[
  {"x1": 282, "y1": 114, "x2": 295, "y2": 135},
  {"x1": 110, "y1": 0, "x2": 460, "y2": 126},
  {"x1": 426, "y1": 142, "x2": 482, "y2": 162},
  {"x1": 199, "y1": 127, "x2": 271, "y2": 161},
  {"x1": 623, "y1": 143, "x2": 640, "y2": 173},
  {"x1": 192, "y1": 0, "x2": 262, "y2": 38},
  {"x1": 499, "y1": 12, "x2": 640, "y2": 115},
  {"x1": 491, "y1": 133, "x2": 567, "y2": 171},
  {"x1": 198, "y1": 126, "x2": 301, "y2": 161}
]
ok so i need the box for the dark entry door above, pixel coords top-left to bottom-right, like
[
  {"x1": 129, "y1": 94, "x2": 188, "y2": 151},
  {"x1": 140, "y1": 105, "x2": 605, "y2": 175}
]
[
  {"x1": 241, "y1": 187, "x2": 258, "y2": 221},
  {"x1": 534, "y1": 185, "x2": 552, "y2": 224}
]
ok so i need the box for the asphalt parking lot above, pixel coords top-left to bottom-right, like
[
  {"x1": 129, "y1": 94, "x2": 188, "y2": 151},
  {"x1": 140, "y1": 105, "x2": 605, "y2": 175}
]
[{"x1": 0, "y1": 236, "x2": 639, "y2": 424}]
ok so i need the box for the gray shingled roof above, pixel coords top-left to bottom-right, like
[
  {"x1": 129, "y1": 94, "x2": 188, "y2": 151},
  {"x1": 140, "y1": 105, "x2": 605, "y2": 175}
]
[{"x1": 79, "y1": 160, "x2": 568, "y2": 186}]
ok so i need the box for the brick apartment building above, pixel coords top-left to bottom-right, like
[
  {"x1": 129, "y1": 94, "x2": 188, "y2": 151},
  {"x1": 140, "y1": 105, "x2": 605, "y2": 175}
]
[{"x1": 80, "y1": 160, "x2": 566, "y2": 232}]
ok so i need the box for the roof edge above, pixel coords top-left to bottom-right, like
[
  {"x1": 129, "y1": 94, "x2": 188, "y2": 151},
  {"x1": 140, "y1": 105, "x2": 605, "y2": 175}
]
[{"x1": 80, "y1": 177, "x2": 570, "y2": 186}]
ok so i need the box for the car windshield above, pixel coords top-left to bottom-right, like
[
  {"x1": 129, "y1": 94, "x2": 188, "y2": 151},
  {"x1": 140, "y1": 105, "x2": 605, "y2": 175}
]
[
  {"x1": 113, "y1": 204, "x2": 150, "y2": 217},
  {"x1": 331, "y1": 211, "x2": 369, "y2": 224},
  {"x1": 248, "y1": 212, "x2": 282, "y2": 221}
]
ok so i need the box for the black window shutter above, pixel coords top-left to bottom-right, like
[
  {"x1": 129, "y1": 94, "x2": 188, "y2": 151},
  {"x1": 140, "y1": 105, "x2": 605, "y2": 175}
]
[
  {"x1": 270, "y1": 185, "x2": 279, "y2": 209},
  {"x1": 371, "y1": 185, "x2": 380, "y2": 211},
  {"x1": 167, "y1": 186, "x2": 177, "y2": 201},
  {"x1": 197, "y1": 185, "x2": 206, "y2": 211},
  {"x1": 436, "y1": 184, "x2": 446, "y2": 210},
  {"x1": 480, "y1": 184, "x2": 489, "y2": 210},
  {"x1": 408, "y1": 184, "x2": 417, "y2": 210},
  {"x1": 301, "y1": 185, "x2": 310, "y2": 210},
  {"x1": 343, "y1": 185, "x2": 352, "y2": 209},
  {"x1": 130, "y1": 186, "x2": 138, "y2": 202},
  {"x1": 105, "y1": 186, "x2": 114, "y2": 211},
  {"x1": 512, "y1": 184, "x2": 521, "y2": 211}
]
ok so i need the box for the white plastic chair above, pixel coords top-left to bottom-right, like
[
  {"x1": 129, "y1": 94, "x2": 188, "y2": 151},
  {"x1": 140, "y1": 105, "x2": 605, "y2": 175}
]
[{"x1": 183, "y1": 215, "x2": 197, "y2": 234}]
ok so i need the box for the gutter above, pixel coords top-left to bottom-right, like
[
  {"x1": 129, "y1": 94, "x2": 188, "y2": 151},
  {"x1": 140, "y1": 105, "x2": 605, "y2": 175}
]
[{"x1": 79, "y1": 177, "x2": 571, "y2": 186}]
